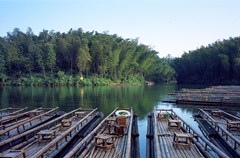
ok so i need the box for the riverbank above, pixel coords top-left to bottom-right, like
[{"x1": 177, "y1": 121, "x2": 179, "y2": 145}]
[{"x1": 0, "y1": 73, "x2": 145, "y2": 87}]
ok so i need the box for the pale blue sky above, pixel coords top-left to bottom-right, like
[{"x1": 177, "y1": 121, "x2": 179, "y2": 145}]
[{"x1": 1, "y1": 0, "x2": 240, "y2": 57}]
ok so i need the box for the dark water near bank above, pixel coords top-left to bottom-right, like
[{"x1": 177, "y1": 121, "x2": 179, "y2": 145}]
[{"x1": 0, "y1": 84, "x2": 208, "y2": 157}]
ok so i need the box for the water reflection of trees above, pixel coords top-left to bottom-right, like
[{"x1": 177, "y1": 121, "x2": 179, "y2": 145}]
[{"x1": 0, "y1": 84, "x2": 176, "y2": 118}]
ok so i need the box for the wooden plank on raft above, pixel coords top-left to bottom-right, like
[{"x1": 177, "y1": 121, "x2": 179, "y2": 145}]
[
  {"x1": 63, "y1": 107, "x2": 134, "y2": 158},
  {"x1": 0, "y1": 108, "x2": 91, "y2": 156},
  {"x1": 149, "y1": 108, "x2": 229, "y2": 158},
  {"x1": 0, "y1": 107, "x2": 59, "y2": 139},
  {"x1": 0, "y1": 107, "x2": 28, "y2": 121},
  {"x1": 198, "y1": 108, "x2": 240, "y2": 156},
  {"x1": 0, "y1": 107, "x2": 32, "y2": 125},
  {"x1": 32, "y1": 108, "x2": 98, "y2": 158}
]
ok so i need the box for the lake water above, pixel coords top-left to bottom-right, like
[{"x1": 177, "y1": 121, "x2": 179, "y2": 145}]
[{"x1": 0, "y1": 84, "x2": 207, "y2": 157}]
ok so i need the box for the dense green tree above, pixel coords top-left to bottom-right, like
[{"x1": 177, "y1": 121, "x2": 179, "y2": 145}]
[
  {"x1": 45, "y1": 44, "x2": 56, "y2": 77},
  {"x1": 173, "y1": 37, "x2": 240, "y2": 84},
  {"x1": 0, "y1": 38, "x2": 6, "y2": 74},
  {"x1": 5, "y1": 44, "x2": 19, "y2": 76},
  {"x1": 28, "y1": 44, "x2": 45, "y2": 74},
  {"x1": 76, "y1": 44, "x2": 91, "y2": 76},
  {"x1": 234, "y1": 58, "x2": 240, "y2": 80},
  {"x1": 0, "y1": 27, "x2": 176, "y2": 86},
  {"x1": 0, "y1": 50, "x2": 5, "y2": 74},
  {"x1": 56, "y1": 37, "x2": 70, "y2": 71}
]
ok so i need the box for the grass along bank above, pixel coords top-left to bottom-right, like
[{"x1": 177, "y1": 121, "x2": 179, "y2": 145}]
[{"x1": 0, "y1": 72, "x2": 144, "y2": 87}]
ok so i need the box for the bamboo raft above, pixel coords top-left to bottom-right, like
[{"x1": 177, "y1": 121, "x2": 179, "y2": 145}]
[
  {"x1": 0, "y1": 107, "x2": 59, "y2": 141},
  {"x1": 63, "y1": 108, "x2": 137, "y2": 158},
  {"x1": 0, "y1": 107, "x2": 27, "y2": 123},
  {"x1": 0, "y1": 107, "x2": 23, "y2": 114},
  {"x1": 0, "y1": 108, "x2": 100, "y2": 158},
  {"x1": 54, "y1": 111, "x2": 103, "y2": 158},
  {"x1": 163, "y1": 86, "x2": 240, "y2": 106},
  {"x1": 195, "y1": 108, "x2": 240, "y2": 157},
  {"x1": 0, "y1": 107, "x2": 28, "y2": 129},
  {"x1": 0, "y1": 108, "x2": 62, "y2": 152},
  {"x1": 147, "y1": 108, "x2": 229, "y2": 158},
  {"x1": 0, "y1": 107, "x2": 27, "y2": 117}
]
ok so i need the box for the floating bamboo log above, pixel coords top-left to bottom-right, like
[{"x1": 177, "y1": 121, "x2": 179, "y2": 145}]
[{"x1": 164, "y1": 86, "x2": 240, "y2": 106}]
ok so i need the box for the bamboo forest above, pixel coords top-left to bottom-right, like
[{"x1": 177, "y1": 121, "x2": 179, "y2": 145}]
[
  {"x1": 0, "y1": 28, "x2": 240, "y2": 86},
  {"x1": 0, "y1": 28, "x2": 175, "y2": 86}
]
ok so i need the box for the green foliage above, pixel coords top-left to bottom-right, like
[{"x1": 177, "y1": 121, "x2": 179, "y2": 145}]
[
  {"x1": 76, "y1": 44, "x2": 91, "y2": 75},
  {"x1": 57, "y1": 71, "x2": 65, "y2": 79},
  {"x1": 90, "y1": 75, "x2": 112, "y2": 85},
  {"x1": 45, "y1": 44, "x2": 56, "y2": 76},
  {"x1": 173, "y1": 37, "x2": 240, "y2": 84},
  {"x1": 0, "y1": 50, "x2": 5, "y2": 74},
  {"x1": 79, "y1": 78, "x2": 92, "y2": 86},
  {"x1": 0, "y1": 27, "x2": 175, "y2": 86},
  {"x1": 0, "y1": 73, "x2": 8, "y2": 85},
  {"x1": 22, "y1": 75, "x2": 45, "y2": 86},
  {"x1": 122, "y1": 75, "x2": 144, "y2": 85}
]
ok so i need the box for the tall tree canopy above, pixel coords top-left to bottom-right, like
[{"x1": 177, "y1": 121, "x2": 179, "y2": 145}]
[
  {"x1": 0, "y1": 28, "x2": 175, "y2": 85},
  {"x1": 172, "y1": 37, "x2": 240, "y2": 84}
]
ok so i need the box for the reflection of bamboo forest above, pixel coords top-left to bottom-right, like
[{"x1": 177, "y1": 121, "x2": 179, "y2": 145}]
[{"x1": 0, "y1": 84, "x2": 176, "y2": 118}]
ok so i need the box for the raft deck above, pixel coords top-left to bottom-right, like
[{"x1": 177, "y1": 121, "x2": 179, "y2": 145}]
[
  {"x1": 0, "y1": 108, "x2": 99, "y2": 158},
  {"x1": 0, "y1": 107, "x2": 23, "y2": 116},
  {"x1": 198, "y1": 109, "x2": 240, "y2": 156},
  {"x1": 33, "y1": 108, "x2": 99, "y2": 158},
  {"x1": 0, "y1": 108, "x2": 42, "y2": 130},
  {"x1": 0, "y1": 108, "x2": 62, "y2": 152},
  {"x1": 147, "y1": 108, "x2": 229, "y2": 158},
  {"x1": 0, "y1": 107, "x2": 27, "y2": 122},
  {"x1": 64, "y1": 108, "x2": 136, "y2": 158},
  {"x1": 0, "y1": 107, "x2": 59, "y2": 141}
]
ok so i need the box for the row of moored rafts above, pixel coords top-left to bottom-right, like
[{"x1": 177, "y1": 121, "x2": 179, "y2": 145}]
[
  {"x1": 0, "y1": 107, "x2": 139, "y2": 158},
  {"x1": 147, "y1": 108, "x2": 240, "y2": 158},
  {"x1": 0, "y1": 106, "x2": 240, "y2": 157}
]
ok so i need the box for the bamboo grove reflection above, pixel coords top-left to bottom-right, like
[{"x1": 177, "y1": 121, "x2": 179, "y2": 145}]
[{"x1": 0, "y1": 84, "x2": 176, "y2": 119}]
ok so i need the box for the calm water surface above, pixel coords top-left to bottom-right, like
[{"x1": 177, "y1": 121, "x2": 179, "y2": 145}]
[{"x1": 0, "y1": 84, "x2": 206, "y2": 157}]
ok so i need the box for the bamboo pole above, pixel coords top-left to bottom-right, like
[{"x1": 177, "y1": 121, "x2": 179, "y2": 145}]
[
  {"x1": 124, "y1": 107, "x2": 133, "y2": 158},
  {"x1": 0, "y1": 107, "x2": 79, "y2": 149},
  {"x1": 0, "y1": 107, "x2": 59, "y2": 136},
  {"x1": 199, "y1": 109, "x2": 240, "y2": 150},
  {"x1": 153, "y1": 108, "x2": 161, "y2": 158},
  {"x1": 0, "y1": 107, "x2": 28, "y2": 118},
  {"x1": 33, "y1": 108, "x2": 98, "y2": 158},
  {"x1": 169, "y1": 109, "x2": 230, "y2": 158},
  {"x1": 0, "y1": 107, "x2": 36, "y2": 125},
  {"x1": 0, "y1": 108, "x2": 8, "y2": 112},
  {"x1": 64, "y1": 108, "x2": 119, "y2": 158}
]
